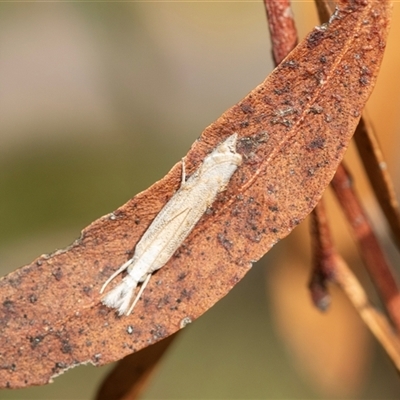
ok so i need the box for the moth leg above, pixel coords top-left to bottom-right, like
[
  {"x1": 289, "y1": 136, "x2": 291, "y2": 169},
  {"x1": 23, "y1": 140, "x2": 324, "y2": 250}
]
[
  {"x1": 126, "y1": 273, "x2": 152, "y2": 315},
  {"x1": 100, "y1": 258, "x2": 133, "y2": 294},
  {"x1": 180, "y1": 158, "x2": 186, "y2": 188}
]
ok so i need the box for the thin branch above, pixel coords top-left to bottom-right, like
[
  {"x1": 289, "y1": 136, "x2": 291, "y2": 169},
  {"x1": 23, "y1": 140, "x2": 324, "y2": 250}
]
[
  {"x1": 354, "y1": 114, "x2": 400, "y2": 250},
  {"x1": 263, "y1": 0, "x2": 298, "y2": 66},
  {"x1": 331, "y1": 164, "x2": 400, "y2": 332},
  {"x1": 333, "y1": 254, "x2": 400, "y2": 371},
  {"x1": 309, "y1": 201, "x2": 336, "y2": 311},
  {"x1": 96, "y1": 334, "x2": 177, "y2": 400},
  {"x1": 310, "y1": 201, "x2": 400, "y2": 371}
]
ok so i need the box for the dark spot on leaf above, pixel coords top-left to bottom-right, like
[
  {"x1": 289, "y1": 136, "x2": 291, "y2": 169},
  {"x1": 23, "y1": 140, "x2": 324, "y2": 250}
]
[
  {"x1": 29, "y1": 335, "x2": 44, "y2": 349},
  {"x1": 181, "y1": 288, "x2": 191, "y2": 299},
  {"x1": 113, "y1": 209, "x2": 125, "y2": 217},
  {"x1": 52, "y1": 268, "x2": 63, "y2": 281},
  {"x1": 359, "y1": 75, "x2": 369, "y2": 85},
  {"x1": 217, "y1": 233, "x2": 233, "y2": 250},
  {"x1": 98, "y1": 308, "x2": 108, "y2": 317},
  {"x1": 240, "y1": 102, "x2": 254, "y2": 114},
  {"x1": 282, "y1": 60, "x2": 299, "y2": 69},
  {"x1": 273, "y1": 83, "x2": 291, "y2": 95},
  {"x1": 53, "y1": 362, "x2": 67, "y2": 373},
  {"x1": 308, "y1": 137, "x2": 325, "y2": 150},
  {"x1": 3, "y1": 300, "x2": 13, "y2": 310},
  {"x1": 177, "y1": 272, "x2": 187, "y2": 281},
  {"x1": 28, "y1": 294, "x2": 37, "y2": 304},
  {"x1": 270, "y1": 117, "x2": 292, "y2": 128},
  {"x1": 307, "y1": 168, "x2": 315, "y2": 176},
  {"x1": 307, "y1": 29, "x2": 326, "y2": 49},
  {"x1": 83, "y1": 286, "x2": 91, "y2": 295},
  {"x1": 151, "y1": 324, "x2": 167, "y2": 341},
  {"x1": 309, "y1": 105, "x2": 324, "y2": 114},
  {"x1": 9, "y1": 278, "x2": 21, "y2": 288},
  {"x1": 61, "y1": 341, "x2": 72, "y2": 354}
]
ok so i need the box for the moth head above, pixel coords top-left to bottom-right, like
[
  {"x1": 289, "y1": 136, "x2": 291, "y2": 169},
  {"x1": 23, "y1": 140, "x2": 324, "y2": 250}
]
[
  {"x1": 218, "y1": 133, "x2": 238, "y2": 154},
  {"x1": 207, "y1": 133, "x2": 242, "y2": 168}
]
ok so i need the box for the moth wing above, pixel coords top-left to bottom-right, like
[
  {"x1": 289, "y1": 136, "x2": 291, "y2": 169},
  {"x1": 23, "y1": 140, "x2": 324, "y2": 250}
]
[{"x1": 135, "y1": 206, "x2": 193, "y2": 261}]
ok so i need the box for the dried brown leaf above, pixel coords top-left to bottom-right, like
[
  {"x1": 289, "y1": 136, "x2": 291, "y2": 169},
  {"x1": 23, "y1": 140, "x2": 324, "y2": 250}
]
[
  {"x1": 317, "y1": 0, "x2": 400, "y2": 253},
  {"x1": 0, "y1": 0, "x2": 392, "y2": 389},
  {"x1": 97, "y1": 3, "x2": 300, "y2": 398}
]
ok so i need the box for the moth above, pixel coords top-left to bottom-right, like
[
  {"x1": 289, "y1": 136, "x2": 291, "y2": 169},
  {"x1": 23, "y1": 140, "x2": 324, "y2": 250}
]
[{"x1": 100, "y1": 133, "x2": 242, "y2": 315}]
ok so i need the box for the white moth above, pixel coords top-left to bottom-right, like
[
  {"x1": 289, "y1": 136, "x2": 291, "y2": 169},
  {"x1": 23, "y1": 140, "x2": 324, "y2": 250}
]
[{"x1": 100, "y1": 133, "x2": 242, "y2": 315}]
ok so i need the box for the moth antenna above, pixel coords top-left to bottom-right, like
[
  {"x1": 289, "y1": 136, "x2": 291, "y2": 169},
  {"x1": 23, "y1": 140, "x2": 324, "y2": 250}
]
[{"x1": 101, "y1": 274, "x2": 138, "y2": 315}]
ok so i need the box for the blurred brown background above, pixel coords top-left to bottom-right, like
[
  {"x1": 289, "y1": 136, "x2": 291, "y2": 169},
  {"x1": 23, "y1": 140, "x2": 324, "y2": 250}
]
[{"x1": 1, "y1": 2, "x2": 400, "y2": 399}]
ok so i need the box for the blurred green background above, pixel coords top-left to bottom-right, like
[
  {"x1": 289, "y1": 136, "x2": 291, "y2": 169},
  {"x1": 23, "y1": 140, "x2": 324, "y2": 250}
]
[{"x1": 1, "y1": 2, "x2": 400, "y2": 399}]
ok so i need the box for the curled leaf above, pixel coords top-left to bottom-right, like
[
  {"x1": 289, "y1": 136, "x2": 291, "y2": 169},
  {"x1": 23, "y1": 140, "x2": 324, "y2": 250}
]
[{"x1": 0, "y1": 0, "x2": 392, "y2": 388}]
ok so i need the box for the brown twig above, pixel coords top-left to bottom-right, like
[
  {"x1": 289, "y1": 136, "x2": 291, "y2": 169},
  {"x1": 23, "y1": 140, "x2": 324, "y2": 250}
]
[
  {"x1": 310, "y1": 201, "x2": 400, "y2": 370},
  {"x1": 333, "y1": 254, "x2": 400, "y2": 371},
  {"x1": 96, "y1": 334, "x2": 177, "y2": 400},
  {"x1": 309, "y1": 201, "x2": 336, "y2": 311},
  {"x1": 263, "y1": 0, "x2": 298, "y2": 65},
  {"x1": 331, "y1": 164, "x2": 400, "y2": 332},
  {"x1": 354, "y1": 114, "x2": 400, "y2": 250}
]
